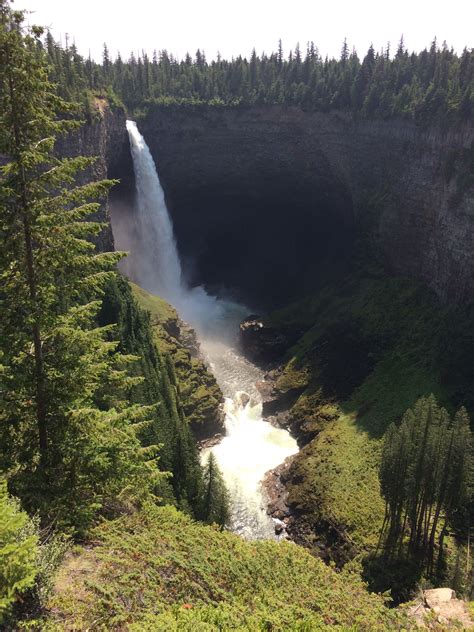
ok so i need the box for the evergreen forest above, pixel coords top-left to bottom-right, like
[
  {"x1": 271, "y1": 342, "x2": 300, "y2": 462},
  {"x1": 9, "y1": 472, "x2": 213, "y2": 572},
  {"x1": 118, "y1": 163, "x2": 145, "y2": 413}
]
[
  {"x1": 0, "y1": 0, "x2": 473, "y2": 629},
  {"x1": 44, "y1": 33, "x2": 474, "y2": 123}
]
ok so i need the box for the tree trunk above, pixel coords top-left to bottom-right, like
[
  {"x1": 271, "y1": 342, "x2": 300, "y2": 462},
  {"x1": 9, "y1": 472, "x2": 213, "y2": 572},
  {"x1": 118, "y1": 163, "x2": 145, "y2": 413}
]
[
  {"x1": 376, "y1": 503, "x2": 389, "y2": 556},
  {"x1": 22, "y1": 212, "x2": 48, "y2": 461}
]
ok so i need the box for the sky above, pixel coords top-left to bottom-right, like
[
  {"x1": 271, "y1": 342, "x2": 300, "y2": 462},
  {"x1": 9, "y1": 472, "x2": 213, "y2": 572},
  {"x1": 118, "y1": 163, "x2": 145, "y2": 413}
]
[{"x1": 14, "y1": 0, "x2": 473, "y2": 62}]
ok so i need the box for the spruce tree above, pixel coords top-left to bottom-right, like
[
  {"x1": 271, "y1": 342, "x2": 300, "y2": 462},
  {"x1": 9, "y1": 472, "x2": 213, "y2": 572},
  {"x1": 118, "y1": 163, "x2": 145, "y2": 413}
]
[
  {"x1": 30, "y1": 22, "x2": 474, "y2": 123},
  {"x1": 98, "y1": 276, "x2": 206, "y2": 516},
  {"x1": 0, "y1": 2, "x2": 162, "y2": 533},
  {"x1": 379, "y1": 395, "x2": 472, "y2": 571},
  {"x1": 202, "y1": 452, "x2": 230, "y2": 528}
]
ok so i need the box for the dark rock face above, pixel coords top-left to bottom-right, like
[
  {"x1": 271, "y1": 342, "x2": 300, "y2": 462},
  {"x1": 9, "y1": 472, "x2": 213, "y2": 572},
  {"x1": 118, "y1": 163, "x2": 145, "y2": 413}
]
[
  {"x1": 135, "y1": 105, "x2": 473, "y2": 307},
  {"x1": 138, "y1": 106, "x2": 354, "y2": 308},
  {"x1": 107, "y1": 117, "x2": 136, "y2": 227},
  {"x1": 239, "y1": 315, "x2": 289, "y2": 364},
  {"x1": 56, "y1": 103, "x2": 129, "y2": 252},
  {"x1": 73, "y1": 104, "x2": 473, "y2": 307}
]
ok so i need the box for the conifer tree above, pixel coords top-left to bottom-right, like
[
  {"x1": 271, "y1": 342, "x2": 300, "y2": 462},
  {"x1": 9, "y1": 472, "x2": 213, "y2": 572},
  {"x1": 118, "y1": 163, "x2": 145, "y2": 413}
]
[
  {"x1": 98, "y1": 276, "x2": 206, "y2": 516},
  {"x1": 202, "y1": 452, "x2": 230, "y2": 528},
  {"x1": 0, "y1": 481, "x2": 38, "y2": 623},
  {"x1": 340, "y1": 38, "x2": 349, "y2": 64},
  {"x1": 379, "y1": 395, "x2": 472, "y2": 570},
  {"x1": 0, "y1": 2, "x2": 162, "y2": 533},
  {"x1": 32, "y1": 21, "x2": 474, "y2": 123}
]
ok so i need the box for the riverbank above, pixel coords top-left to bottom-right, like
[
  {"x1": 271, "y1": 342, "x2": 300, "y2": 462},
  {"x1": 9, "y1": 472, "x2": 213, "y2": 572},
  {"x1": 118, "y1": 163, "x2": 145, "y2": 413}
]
[{"x1": 240, "y1": 272, "x2": 474, "y2": 600}]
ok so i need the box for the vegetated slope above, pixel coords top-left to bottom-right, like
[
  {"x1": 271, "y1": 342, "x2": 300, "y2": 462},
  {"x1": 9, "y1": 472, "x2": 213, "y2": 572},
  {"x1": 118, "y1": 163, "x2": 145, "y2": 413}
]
[
  {"x1": 130, "y1": 283, "x2": 224, "y2": 438},
  {"x1": 46, "y1": 504, "x2": 405, "y2": 631},
  {"x1": 264, "y1": 273, "x2": 474, "y2": 571}
]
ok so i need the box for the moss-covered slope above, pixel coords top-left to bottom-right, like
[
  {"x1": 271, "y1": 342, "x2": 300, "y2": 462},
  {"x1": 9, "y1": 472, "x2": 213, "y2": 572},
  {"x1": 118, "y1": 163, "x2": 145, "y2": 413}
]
[
  {"x1": 263, "y1": 274, "x2": 474, "y2": 561},
  {"x1": 46, "y1": 504, "x2": 405, "y2": 631},
  {"x1": 130, "y1": 283, "x2": 224, "y2": 439}
]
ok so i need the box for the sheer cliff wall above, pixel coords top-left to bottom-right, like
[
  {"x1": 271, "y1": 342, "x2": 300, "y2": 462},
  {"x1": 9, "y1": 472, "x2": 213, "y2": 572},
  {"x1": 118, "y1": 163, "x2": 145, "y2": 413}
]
[{"x1": 95, "y1": 105, "x2": 474, "y2": 306}]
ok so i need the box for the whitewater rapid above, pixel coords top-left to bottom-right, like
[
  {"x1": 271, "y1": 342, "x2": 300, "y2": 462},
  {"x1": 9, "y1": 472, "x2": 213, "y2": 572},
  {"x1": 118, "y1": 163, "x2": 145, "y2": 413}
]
[
  {"x1": 114, "y1": 120, "x2": 298, "y2": 539},
  {"x1": 200, "y1": 338, "x2": 298, "y2": 539}
]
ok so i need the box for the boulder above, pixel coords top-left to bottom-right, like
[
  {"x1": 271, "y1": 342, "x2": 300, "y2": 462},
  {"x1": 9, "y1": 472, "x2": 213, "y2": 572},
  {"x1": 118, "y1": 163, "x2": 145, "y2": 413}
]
[
  {"x1": 255, "y1": 379, "x2": 275, "y2": 402},
  {"x1": 239, "y1": 315, "x2": 289, "y2": 364},
  {"x1": 424, "y1": 588, "x2": 455, "y2": 609},
  {"x1": 236, "y1": 391, "x2": 251, "y2": 409}
]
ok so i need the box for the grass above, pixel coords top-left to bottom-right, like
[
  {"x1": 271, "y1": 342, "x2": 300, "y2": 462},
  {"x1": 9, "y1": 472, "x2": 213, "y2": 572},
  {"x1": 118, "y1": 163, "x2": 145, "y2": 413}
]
[
  {"x1": 130, "y1": 282, "x2": 177, "y2": 324},
  {"x1": 287, "y1": 415, "x2": 385, "y2": 552},
  {"x1": 265, "y1": 273, "x2": 474, "y2": 558},
  {"x1": 43, "y1": 504, "x2": 406, "y2": 631}
]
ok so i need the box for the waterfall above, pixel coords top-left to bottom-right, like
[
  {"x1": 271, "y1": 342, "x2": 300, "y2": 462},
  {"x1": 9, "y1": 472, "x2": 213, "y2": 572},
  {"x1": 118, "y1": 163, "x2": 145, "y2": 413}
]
[
  {"x1": 116, "y1": 120, "x2": 298, "y2": 540},
  {"x1": 125, "y1": 120, "x2": 183, "y2": 303},
  {"x1": 124, "y1": 120, "x2": 232, "y2": 336}
]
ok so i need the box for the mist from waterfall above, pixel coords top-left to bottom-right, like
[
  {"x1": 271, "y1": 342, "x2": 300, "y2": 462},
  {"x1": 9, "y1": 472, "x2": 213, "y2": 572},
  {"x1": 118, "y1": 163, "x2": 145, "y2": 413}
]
[
  {"x1": 120, "y1": 120, "x2": 243, "y2": 338},
  {"x1": 112, "y1": 120, "x2": 298, "y2": 539}
]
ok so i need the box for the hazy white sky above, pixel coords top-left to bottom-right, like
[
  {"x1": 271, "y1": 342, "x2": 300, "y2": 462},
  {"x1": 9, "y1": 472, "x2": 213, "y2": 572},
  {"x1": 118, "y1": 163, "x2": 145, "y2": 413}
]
[{"x1": 15, "y1": 0, "x2": 473, "y2": 61}]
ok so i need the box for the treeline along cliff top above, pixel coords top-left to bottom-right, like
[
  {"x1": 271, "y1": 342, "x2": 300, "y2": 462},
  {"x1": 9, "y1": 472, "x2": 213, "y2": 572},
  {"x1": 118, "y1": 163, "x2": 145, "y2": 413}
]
[{"x1": 46, "y1": 32, "x2": 473, "y2": 123}]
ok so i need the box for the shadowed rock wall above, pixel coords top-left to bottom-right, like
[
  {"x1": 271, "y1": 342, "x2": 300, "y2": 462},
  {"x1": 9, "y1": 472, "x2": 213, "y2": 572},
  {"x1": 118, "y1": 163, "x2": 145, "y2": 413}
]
[{"x1": 108, "y1": 105, "x2": 474, "y2": 307}]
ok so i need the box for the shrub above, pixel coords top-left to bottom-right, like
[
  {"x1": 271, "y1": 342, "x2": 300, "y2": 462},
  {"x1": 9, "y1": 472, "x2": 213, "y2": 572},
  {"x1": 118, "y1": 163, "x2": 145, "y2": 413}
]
[{"x1": 0, "y1": 481, "x2": 38, "y2": 623}]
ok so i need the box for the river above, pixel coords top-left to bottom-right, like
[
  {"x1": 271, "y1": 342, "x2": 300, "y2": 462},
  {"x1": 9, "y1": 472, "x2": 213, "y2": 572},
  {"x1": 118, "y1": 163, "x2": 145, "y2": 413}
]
[{"x1": 112, "y1": 120, "x2": 298, "y2": 539}]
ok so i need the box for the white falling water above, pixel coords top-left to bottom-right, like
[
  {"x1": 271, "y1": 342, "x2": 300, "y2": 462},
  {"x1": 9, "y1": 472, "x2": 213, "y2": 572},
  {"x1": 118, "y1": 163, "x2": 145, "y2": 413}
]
[
  {"x1": 114, "y1": 120, "x2": 298, "y2": 539},
  {"x1": 125, "y1": 120, "x2": 183, "y2": 302}
]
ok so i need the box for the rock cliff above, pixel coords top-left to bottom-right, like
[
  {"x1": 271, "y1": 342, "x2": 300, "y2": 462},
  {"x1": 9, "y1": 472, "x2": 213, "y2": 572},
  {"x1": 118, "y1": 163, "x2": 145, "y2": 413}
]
[
  {"x1": 130, "y1": 283, "x2": 225, "y2": 440},
  {"x1": 123, "y1": 105, "x2": 473, "y2": 307},
  {"x1": 57, "y1": 105, "x2": 224, "y2": 439},
  {"x1": 56, "y1": 99, "x2": 129, "y2": 252}
]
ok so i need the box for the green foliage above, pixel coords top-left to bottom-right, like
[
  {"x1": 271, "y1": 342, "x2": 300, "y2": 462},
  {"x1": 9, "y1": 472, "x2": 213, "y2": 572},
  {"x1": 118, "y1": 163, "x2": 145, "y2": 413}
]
[
  {"x1": 0, "y1": 481, "x2": 38, "y2": 624},
  {"x1": 0, "y1": 3, "x2": 163, "y2": 534},
  {"x1": 43, "y1": 28, "x2": 473, "y2": 124},
  {"x1": 45, "y1": 504, "x2": 405, "y2": 630},
  {"x1": 130, "y1": 283, "x2": 223, "y2": 436},
  {"x1": 379, "y1": 396, "x2": 472, "y2": 567},
  {"x1": 201, "y1": 453, "x2": 230, "y2": 528},
  {"x1": 0, "y1": 481, "x2": 71, "y2": 626},
  {"x1": 30, "y1": 530, "x2": 69, "y2": 610},
  {"x1": 266, "y1": 274, "x2": 474, "y2": 566},
  {"x1": 98, "y1": 276, "x2": 205, "y2": 516},
  {"x1": 286, "y1": 414, "x2": 386, "y2": 556},
  {"x1": 272, "y1": 275, "x2": 474, "y2": 435}
]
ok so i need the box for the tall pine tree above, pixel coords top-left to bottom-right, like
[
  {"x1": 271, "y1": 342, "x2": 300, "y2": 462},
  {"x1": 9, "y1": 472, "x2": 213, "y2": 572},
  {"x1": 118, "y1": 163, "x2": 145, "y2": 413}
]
[
  {"x1": 0, "y1": 1, "x2": 163, "y2": 534},
  {"x1": 201, "y1": 452, "x2": 230, "y2": 528},
  {"x1": 379, "y1": 395, "x2": 472, "y2": 571}
]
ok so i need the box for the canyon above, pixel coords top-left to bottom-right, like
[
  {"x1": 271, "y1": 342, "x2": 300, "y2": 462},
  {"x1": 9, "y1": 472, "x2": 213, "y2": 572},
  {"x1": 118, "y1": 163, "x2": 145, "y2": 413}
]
[
  {"x1": 4, "y1": 8, "x2": 473, "y2": 627},
  {"x1": 101, "y1": 103, "x2": 474, "y2": 307},
  {"x1": 67, "y1": 99, "x2": 474, "y2": 570}
]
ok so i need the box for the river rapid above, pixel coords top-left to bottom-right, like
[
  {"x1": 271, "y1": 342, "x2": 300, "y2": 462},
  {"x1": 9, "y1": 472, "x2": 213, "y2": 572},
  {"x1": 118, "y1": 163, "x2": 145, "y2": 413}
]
[{"x1": 112, "y1": 120, "x2": 298, "y2": 539}]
